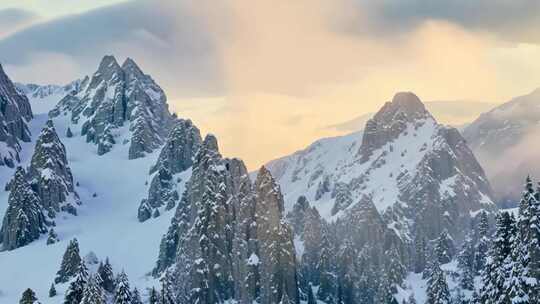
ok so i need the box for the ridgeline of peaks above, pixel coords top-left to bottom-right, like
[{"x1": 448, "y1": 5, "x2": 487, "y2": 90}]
[
  {"x1": 266, "y1": 92, "x2": 496, "y2": 244},
  {"x1": 0, "y1": 63, "x2": 33, "y2": 167},
  {"x1": 50, "y1": 55, "x2": 175, "y2": 159}
]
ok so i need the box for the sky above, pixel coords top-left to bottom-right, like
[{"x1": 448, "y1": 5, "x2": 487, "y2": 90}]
[{"x1": 1, "y1": 0, "x2": 540, "y2": 169}]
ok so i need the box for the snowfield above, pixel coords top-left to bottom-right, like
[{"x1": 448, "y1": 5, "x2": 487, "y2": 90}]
[{"x1": 0, "y1": 111, "x2": 189, "y2": 303}]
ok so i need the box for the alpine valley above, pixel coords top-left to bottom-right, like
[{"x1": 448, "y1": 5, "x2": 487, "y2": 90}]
[{"x1": 1, "y1": 55, "x2": 540, "y2": 304}]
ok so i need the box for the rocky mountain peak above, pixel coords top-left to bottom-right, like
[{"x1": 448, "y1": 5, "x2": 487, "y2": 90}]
[
  {"x1": 121, "y1": 57, "x2": 144, "y2": 77},
  {"x1": 202, "y1": 134, "x2": 219, "y2": 153},
  {"x1": 50, "y1": 55, "x2": 174, "y2": 159},
  {"x1": 359, "y1": 92, "x2": 433, "y2": 162},
  {"x1": 96, "y1": 55, "x2": 121, "y2": 75}
]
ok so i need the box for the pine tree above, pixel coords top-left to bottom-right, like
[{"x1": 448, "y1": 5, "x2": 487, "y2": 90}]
[
  {"x1": 113, "y1": 270, "x2": 132, "y2": 304},
  {"x1": 0, "y1": 167, "x2": 47, "y2": 250},
  {"x1": 407, "y1": 293, "x2": 417, "y2": 304},
  {"x1": 386, "y1": 247, "x2": 406, "y2": 287},
  {"x1": 435, "y1": 230, "x2": 454, "y2": 264},
  {"x1": 148, "y1": 287, "x2": 159, "y2": 304},
  {"x1": 307, "y1": 283, "x2": 317, "y2": 304},
  {"x1": 159, "y1": 270, "x2": 176, "y2": 304},
  {"x1": 49, "y1": 283, "x2": 57, "y2": 297},
  {"x1": 479, "y1": 212, "x2": 515, "y2": 304},
  {"x1": 47, "y1": 228, "x2": 59, "y2": 245},
  {"x1": 526, "y1": 180, "x2": 540, "y2": 302},
  {"x1": 475, "y1": 211, "x2": 490, "y2": 273},
  {"x1": 132, "y1": 288, "x2": 143, "y2": 304},
  {"x1": 375, "y1": 271, "x2": 398, "y2": 304},
  {"x1": 97, "y1": 258, "x2": 115, "y2": 293},
  {"x1": 457, "y1": 233, "x2": 475, "y2": 290},
  {"x1": 81, "y1": 274, "x2": 105, "y2": 304},
  {"x1": 426, "y1": 261, "x2": 451, "y2": 304},
  {"x1": 64, "y1": 262, "x2": 89, "y2": 304},
  {"x1": 56, "y1": 238, "x2": 82, "y2": 283},
  {"x1": 66, "y1": 127, "x2": 73, "y2": 138},
  {"x1": 19, "y1": 288, "x2": 39, "y2": 304}
]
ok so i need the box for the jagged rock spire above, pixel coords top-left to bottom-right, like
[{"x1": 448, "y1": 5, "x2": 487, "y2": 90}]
[
  {"x1": 0, "y1": 63, "x2": 32, "y2": 167},
  {"x1": 138, "y1": 119, "x2": 202, "y2": 222},
  {"x1": 50, "y1": 55, "x2": 175, "y2": 159},
  {"x1": 0, "y1": 167, "x2": 47, "y2": 250},
  {"x1": 29, "y1": 119, "x2": 81, "y2": 216},
  {"x1": 358, "y1": 91, "x2": 431, "y2": 162},
  {"x1": 150, "y1": 119, "x2": 202, "y2": 174},
  {"x1": 254, "y1": 166, "x2": 299, "y2": 304}
]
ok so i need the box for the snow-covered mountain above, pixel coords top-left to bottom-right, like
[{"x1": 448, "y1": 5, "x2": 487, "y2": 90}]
[
  {"x1": 266, "y1": 92, "x2": 496, "y2": 242},
  {"x1": 463, "y1": 88, "x2": 540, "y2": 206},
  {"x1": 15, "y1": 81, "x2": 82, "y2": 115},
  {"x1": 49, "y1": 55, "x2": 175, "y2": 159}
]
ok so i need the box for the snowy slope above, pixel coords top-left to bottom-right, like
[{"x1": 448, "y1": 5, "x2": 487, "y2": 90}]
[
  {"x1": 0, "y1": 111, "x2": 189, "y2": 303},
  {"x1": 15, "y1": 81, "x2": 81, "y2": 114}
]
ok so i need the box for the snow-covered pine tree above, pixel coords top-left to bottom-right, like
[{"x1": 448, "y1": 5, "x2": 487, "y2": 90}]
[
  {"x1": 55, "y1": 238, "x2": 82, "y2": 283},
  {"x1": 19, "y1": 288, "x2": 39, "y2": 304},
  {"x1": 475, "y1": 211, "x2": 490, "y2": 274},
  {"x1": 457, "y1": 233, "x2": 475, "y2": 290},
  {"x1": 29, "y1": 119, "x2": 80, "y2": 217},
  {"x1": 479, "y1": 212, "x2": 515, "y2": 304},
  {"x1": 97, "y1": 258, "x2": 115, "y2": 293},
  {"x1": 64, "y1": 262, "x2": 89, "y2": 304},
  {"x1": 132, "y1": 288, "x2": 143, "y2": 304},
  {"x1": 113, "y1": 270, "x2": 132, "y2": 304},
  {"x1": 0, "y1": 167, "x2": 47, "y2": 250},
  {"x1": 47, "y1": 228, "x2": 59, "y2": 245},
  {"x1": 434, "y1": 230, "x2": 454, "y2": 264},
  {"x1": 306, "y1": 283, "x2": 317, "y2": 304},
  {"x1": 81, "y1": 274, "x2": 105, "y2": 304},
  {"x1": 49, "y1": 283, "x2": 57, "y2": 297},
  {"x1": 148, "y1": 287, "x2": 159, "y2": 304},
  {"x1": 159, "y1": 271, "x2": 176, "y2": 304},
  {"x1": 385, "y1": 247, "x2": 406, "y2": 288},
  {"x1": 426, "y1": 260, "x2": 451, "y2": 304},
  {"x1": 527, "y1": 181, "x2": 540, "y2": 302},
  {"x1": 375, "y1": 271, "x2": 398, "y2": 304}
]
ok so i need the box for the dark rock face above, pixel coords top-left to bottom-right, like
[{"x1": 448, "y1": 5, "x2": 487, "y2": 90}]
[
  {"x1": 0, "y1": 167, "x2": 47, "y2": 251},
  {"x1": 0, "y1": 63, "x2": 32, "y2": 167},
  {"x1": 150, "y1": 119, "x2": 202, "y2": 175},
  {"x1": 153, "y1": 136, "x2": 299, "y2": 303},
  {"x1": 254, "y1": 167, "x2": 299, "y2": 304},
  {"x1": 138, "y1": 119, "x2": 202, "y2": 222},
  {"x1": 50, "y1": 55, "x2": 174, "y2": 159},
  {"x1": 28, "y1": 120, "x2": 81, "y2": 217}
]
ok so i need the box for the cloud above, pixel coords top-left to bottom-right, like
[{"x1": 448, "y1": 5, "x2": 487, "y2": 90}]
[
  {"x1": 0, "y1": 8, "x2": 40, "y2": 38},
  {"x1": 2, "y1": 0, "x2": 540, "y2": 169},
  {"x1": 351, "y1": 0, "x2": 540, "y2": 43},
  {"x1": 0, "y1": 0, "x2": 223, "y2": 96}
]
